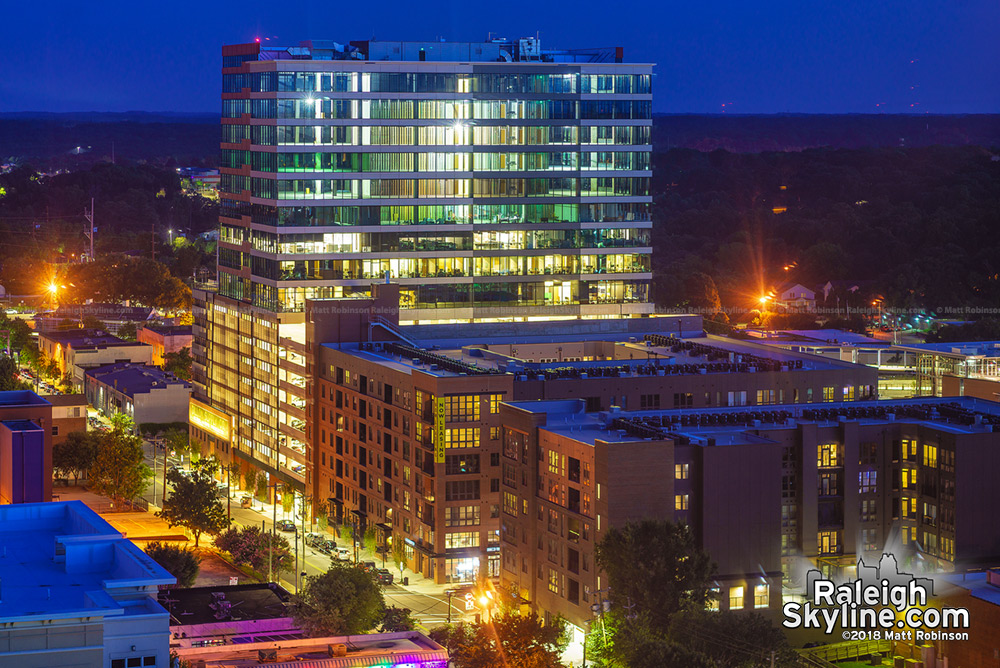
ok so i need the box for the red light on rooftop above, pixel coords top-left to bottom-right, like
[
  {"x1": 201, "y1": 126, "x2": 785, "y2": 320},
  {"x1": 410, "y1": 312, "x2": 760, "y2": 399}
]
[{"x1": 255, "y1": 37, "x2": 261, "y2": 43}]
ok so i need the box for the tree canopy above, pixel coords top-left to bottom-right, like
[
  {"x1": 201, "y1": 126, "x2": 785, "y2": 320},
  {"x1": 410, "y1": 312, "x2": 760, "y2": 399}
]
[
  {"x1": 157, "y1": 458, "x2": 229, "y2": 547},
  {"x1": 89, "y1": 415, "x2": 150, "y2": 507},
  {"x1": 290, "y1": 562, "x2": 387, "y2": 636},
  {"x1": 430, "y1": 608, "x2": 567, "y2": 668},
  {"x1": 52, "y1": 430, "x2": 99, "y2": 485},
  {"x1": 145, "y1": 541, "x2": 201, "y2": 588}
]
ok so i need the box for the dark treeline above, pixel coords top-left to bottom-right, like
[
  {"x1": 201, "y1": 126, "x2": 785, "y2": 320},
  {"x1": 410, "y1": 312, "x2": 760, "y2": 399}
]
[
  {"x1": 652, "y1": 145, "x2": 1000, "y2": 316},
  {"x1": 655, "y1": 114, "x2": 1000, "y2": 153},
  {"x1": 0, "y1": 162, "x2": 216, "y2": 295}
]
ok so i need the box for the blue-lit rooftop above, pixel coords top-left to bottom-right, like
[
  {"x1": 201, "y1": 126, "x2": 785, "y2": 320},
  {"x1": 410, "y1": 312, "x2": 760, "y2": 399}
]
[
  {"x1": 0, "y1": 501, "x2": 174, "y2": 622},
  {"x1": 0, "y1": 390, "x2": 50, "y2": 407}
]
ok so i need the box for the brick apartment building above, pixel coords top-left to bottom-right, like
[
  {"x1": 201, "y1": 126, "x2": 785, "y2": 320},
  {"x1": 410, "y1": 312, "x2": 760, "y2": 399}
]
[
  {"x1": 302, "y1": 287, "x2": 876, "y2": 583},
  {"x1": 497, "y1": 396, "x2": 1000, "y2": 638}
]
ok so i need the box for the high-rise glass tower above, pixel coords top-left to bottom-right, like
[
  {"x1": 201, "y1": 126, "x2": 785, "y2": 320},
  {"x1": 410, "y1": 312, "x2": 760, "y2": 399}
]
[
  {"x1": 193, "y1": 37, "x2": 653, "y2": 494},
  {"x1": 218, "y1": 37, "x2": 652, "y2": 323}
]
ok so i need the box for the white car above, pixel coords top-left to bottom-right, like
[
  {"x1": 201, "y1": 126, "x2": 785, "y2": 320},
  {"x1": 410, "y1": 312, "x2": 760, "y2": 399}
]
[{"x1": 334, "y1": 547, "x2": 352, "y2": 561}]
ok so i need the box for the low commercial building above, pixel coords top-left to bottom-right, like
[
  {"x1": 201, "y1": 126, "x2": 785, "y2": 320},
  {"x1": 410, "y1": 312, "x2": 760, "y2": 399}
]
[
  {"x1": 137, "y1": 324, "x2": 193, "y2": 366},
  {"x1": 48, "y1": 394, "x2": 88, "y2": 444},
  {"x1": 85, "y1": 363, "x2": 191, "y2": 426},
  {"x1": 238, "y1": 286, "x2": 875, "y2": 585},
  {"x1": 172, "y1": 630, "x2": 447, "y2": 668},
  {"x1": 497, "y1": 396, "x2": 1000, "y2": 643},
  {"x1": 896, "y1": 340, "x2": 1000, "y2": 400},
  {"x1": 159, "y1": 583, "x2": 299, "y2": 649},
  {"x1": 38, "y1": 329, "x2": 153, "y2": 389},
  {"x1": 0, "y1": 390, "x2": 53, "y2": 503},
  {"x1": 0, "y1": 500, "x2": 175, "y2": 667}
]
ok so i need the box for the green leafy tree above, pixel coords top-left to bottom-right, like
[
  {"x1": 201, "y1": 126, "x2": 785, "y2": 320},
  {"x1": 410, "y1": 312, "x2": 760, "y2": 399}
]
[
  {"x1": 215, "y1": 525, "x2": 293, "y2": 575},
  {"x1": 290, "y1": 562, "x2": 386, "y2": 636},
  {"x1": 391, "y1": 537, "x2": 407, "y2": 575},
  {"x1": 145, "y1": 541, "x2": 201, "y2": 588},
  {"x1": 381, "y1": 606, "x2": 416, "y2": 632},
  {"x1": 595, "y1": 520, "x2": 715, "y2": 636},
  {"x1": 0, "y1": 355, "x2": 30, "y2": 391},
  {"x1": 227, "y1": 462, "x2": 241, "y2": 490},
  {"x1": 363, "y1": 525, "x2": 378, "y2": 552},
  {"x1": 430, "y1": 609, "x2": 567, "y2": 668},
  {"x1": 163, "y1": 427, "x2": 192, "y2": 463},
  {"x1": 163, "y1": 347, "x2": 193, "y2": 380},
  {"x1": 157, "y1": 459, "x2": 229, "y2": 547},
  {"x1": 282, "y1": 487, "x2": 294, "y2": 516},
  {"x1": 243, "y1": 468, "x2": 258, "y2": 495},
  {"x1": 81, "y1": 315, "x2": 106, "y2": 331},
  {"x1": 255, "y1": 474, "x2": 269, "y2": 502},
  {"x1": 315, "y1": 499, "x2": 328, "y2": 532},
  {"x1": 52, "y1": 430, "x2": 99, "y2": 484},
  {"x1": 117, "y1": 322, "x2": 138, "y2": 341},
  {"x1": 670, "y1": 611, "x2": 799, "y2": 668},
  {"x1": 89, "y1": 415, "x2": 151, "y2": 507}
]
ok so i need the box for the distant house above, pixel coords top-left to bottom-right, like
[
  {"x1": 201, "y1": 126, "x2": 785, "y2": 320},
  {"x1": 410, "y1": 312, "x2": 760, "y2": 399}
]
[
  {"x1": 137, "y1": 325, "x2": 192, "y2": 366},
  {"x1": 84, "y1": 363, "x2": 191, "y2": 425},
  {"x1": 37, "y1": 329, "x2": 153, "y2": 390},
  {"x1": 47, "y1": 394, "x2": 88, "y2": 445},
  {"x1": 773, "y1": 282, "x2": 816, "y2": 313}
]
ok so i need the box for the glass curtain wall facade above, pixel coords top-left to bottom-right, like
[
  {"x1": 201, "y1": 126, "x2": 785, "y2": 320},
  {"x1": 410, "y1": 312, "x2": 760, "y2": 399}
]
[
  {"x1": 194, "y1": 40, "x2": 653, "y2": 495},
  {"x1": 218, "y1": 41, "x2": 653, "y2": 323}
]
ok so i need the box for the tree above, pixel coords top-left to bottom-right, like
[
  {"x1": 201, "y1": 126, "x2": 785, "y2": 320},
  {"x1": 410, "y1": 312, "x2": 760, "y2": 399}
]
[
  {"x1": 227, "y1": 462, "x2": 241, "y2": 490},
  {"x1": 595, "y1": 520, "x2": 715, "y2": 635},
  {"x1": 163, "y1": 347, "x2": 193, "y2": 380},
  {"x1": 381, "y1": 606, "x2": 416, "y2": 632},
  {"x1": 255, "y1": 474, "x2": 268, "y2": 502},
  {"x1": 52, "y1": 430, "x2": 99, "y2": 484},
  {"x1": 81, "y1": 315, "x2": 106, "y2": 331},
  {"x1": 117, "y1": 322, "x2": 137, "y2": 341},
  {"x1": 0, "y1": 354, "x2": 29, "y2": 391},
  {"x1": 315, "y1": 499, "x2": 328, "y2": 532},
  {"x1": 89, "y1": 415, "x2": 151, "y2": 507},
  {"x1": 430, "y1": 608, "x2": 567, "y2": 668},
  {"x1": 391, "y1": 537, "x2": 407, "y2": 575},
  {"x1": 157, "y1": 459, "x2": 229, "y2": 547},
  {"x1": 145, "y1": 541, "x2": 201, "y2": 588},
  {"x1": 215, "y1": 525, "x2": 293, "y2": 575},
  {"x1": 290, "y1": 562, "x2": 386, "y2": 636},
  {"x1": 282, "y1": 486, "x2": 294, "y2": 516},
  {"x1": 163, "y1": 427, "x2": 193, "y2": 463},
  {"x1": 670, "y1": 611, "x2": 799, "y2": 668},
  {"x1": 243, "y1": 468, "x2": 258, "y2": 495}
]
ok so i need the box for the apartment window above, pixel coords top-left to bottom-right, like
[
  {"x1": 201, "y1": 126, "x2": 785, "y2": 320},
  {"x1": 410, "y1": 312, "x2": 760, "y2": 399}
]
[
  {"x1": 922, "y1": 444, "x2": 938, "y2": 468},
  {"x1": 675, "y1": 463, "x2": 689, "y2": 479},
  {"x1": 729, "y1": 586, "x2": 744, "y2": 610},
  {"x1": 503, "y1": 491, "x2": 518, "y2": 517},
  {"x1": 756, "y1": 389, "x2": 775, "y2": 405},
  {"x1": 444, "y1": 395, "x2": 481, "y2": 422},
  {"x1": 818, "y1": 443, "x2": 840, "y2": 467},
  {"x1": 818, "y1": 530, "x2": 839, "y2": 555},
  {"x1": 445, "y1": 531, "x2": 479, "y2": 550},
  {"x1": 673, "y1": 392, "x2": 693, "y2": 408},
  {"x1": 640, "y1": 393, "x2": 660, "y2": 409},
  {"x1": 674, "y1": 494, "x2": 689, "y2": 511},
  {"x1": 822, "y1": 386, "x2": 835, "y2": 401},
  {"x1": 445, "y1": 480, "x2": 480, "y2": 501},
  {"x1": 843, "y1": 385, "x2": 855, "y2": 400},
  {"x1": 754, "y1": 584, "x2": 769, "y2": 608},
  {"x1": 489, "y1": 394, "x2": 503, "y2": 414},
  {"x1": 445, "y1": 428, "x2": 480, "y2": 448},
  {"x1": 859, "y1": 470, "x2": 877, "y2": 494},
  {"x1": 548, "y1": 568, "x2": 560, "y2": 594}
]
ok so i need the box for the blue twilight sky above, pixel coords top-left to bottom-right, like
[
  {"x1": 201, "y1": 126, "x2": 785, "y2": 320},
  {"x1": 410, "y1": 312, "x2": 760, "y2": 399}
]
[{"x1": 0, "y1": 0, "x2": 997, "y2": 114}]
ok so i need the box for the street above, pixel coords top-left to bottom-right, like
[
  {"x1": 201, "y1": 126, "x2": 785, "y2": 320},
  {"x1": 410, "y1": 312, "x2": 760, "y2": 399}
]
[{"x1": 138, "y1": 439, "x2": 471, "y2": 629}]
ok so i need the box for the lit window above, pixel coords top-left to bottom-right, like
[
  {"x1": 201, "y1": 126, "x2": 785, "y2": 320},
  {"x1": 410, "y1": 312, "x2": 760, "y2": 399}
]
[
  {"x1": 729, "y1": 586, "x2": 744, "y2": 610},
  {"x1": 674, "y1": 494, "x2": 689, "y2": 511},
  {"x1": 674, "y1": 463, "x2": 689, "y2": 479},
  {"x1": 707, "y1": 587, "x2": 720, "y2": 611},
  {"x1": 754, "y1": 584, "x2": 769, "y2": 608}
]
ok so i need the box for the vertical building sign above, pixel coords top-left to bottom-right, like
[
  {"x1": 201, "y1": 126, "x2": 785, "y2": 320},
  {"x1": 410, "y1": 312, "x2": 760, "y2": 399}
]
[{"x1": 434, "y1": 397, "x2": 447, "y2": 463}]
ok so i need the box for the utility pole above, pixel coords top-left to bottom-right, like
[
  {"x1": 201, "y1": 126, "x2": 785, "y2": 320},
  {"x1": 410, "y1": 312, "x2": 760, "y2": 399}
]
[
  {"x1": 84, "y1": 198, "x2": 95, "y2": 260},
  {"x1": 151, "y1": 223, "x2": 156, "y2": 261}
]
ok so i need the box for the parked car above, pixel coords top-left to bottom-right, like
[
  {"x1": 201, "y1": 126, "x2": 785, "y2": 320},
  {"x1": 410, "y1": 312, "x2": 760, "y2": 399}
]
[
  {"x1": 276, "y1": 519, "x2": 296, "y2": 532},
  {"x1": 333, "y1": 547, "x2": 352, "y2": 561},
  {"x1": 375, "y1": 569, "x2": 394, "y2": 585},
  {"x1": 304, "y1": 532, "x2": 323, "y2": 547},
  {"x1": 240, "y1": 496, "x2": 253, "y2": 508},
  {"x1": 318, "y1": 539, "x2": 338, "y2": 554},
  {"x1": 359, "y1": 561, "x2": 377, "y2": 573}
]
